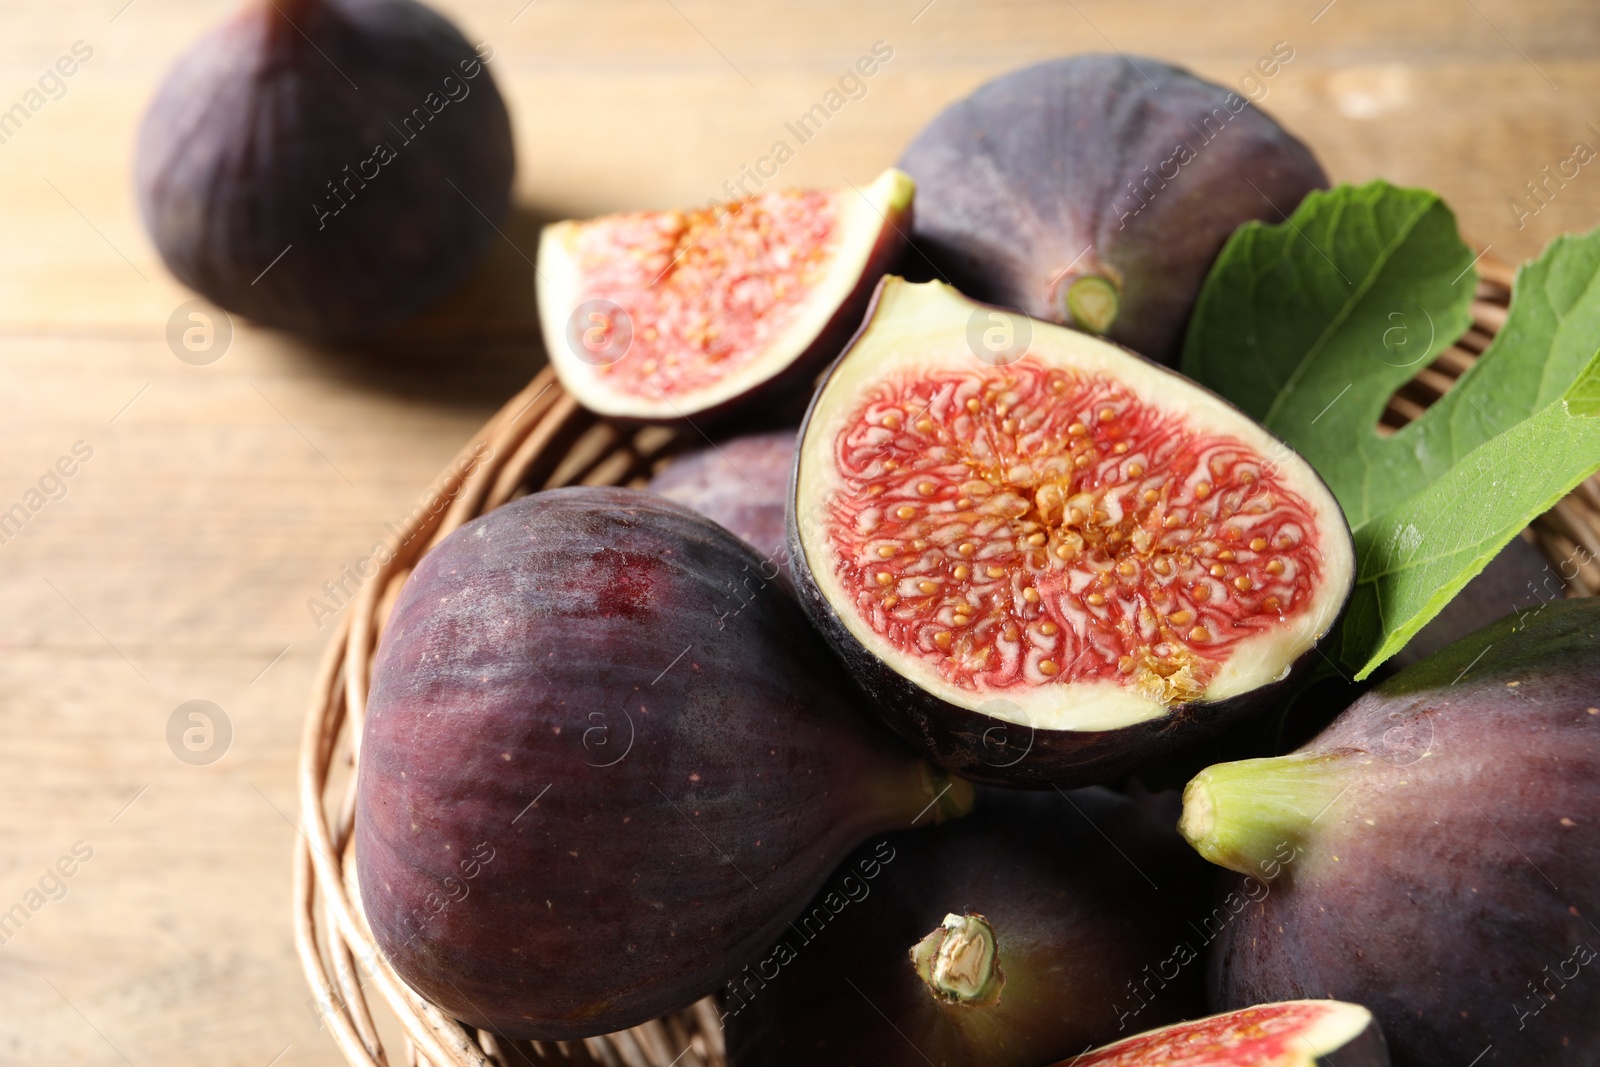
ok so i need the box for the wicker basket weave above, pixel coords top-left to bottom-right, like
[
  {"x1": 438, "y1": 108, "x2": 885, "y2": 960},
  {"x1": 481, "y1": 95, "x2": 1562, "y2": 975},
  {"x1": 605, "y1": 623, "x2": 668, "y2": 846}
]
[{"x1": 295, "y1": 256, "x2": 1599, "y2": 1067}]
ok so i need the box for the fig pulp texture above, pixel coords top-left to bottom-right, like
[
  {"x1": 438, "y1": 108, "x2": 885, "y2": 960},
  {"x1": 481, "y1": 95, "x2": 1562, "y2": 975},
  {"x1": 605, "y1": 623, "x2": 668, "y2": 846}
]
[
  {"x1": 356, "y1": 488, "x2": 972, "y2": 1040},
  {"x1": 647, "y1": 429, "x2": 797, "y2": 580},
  {"x1": 1051, "y1": 1000, "x2": 1388, "y2": 1067},
  {"x1": 789, "y1": 278, "x2": 1354, "y2": 787},
  {"x1": 136, "y1": 0, "x2": 515, "y2": 339},
  {"x1": 899, "y1": 54, "x2": 1326, "y2": 364},
  {"x1": 1182, "y1": 598, "x2": 1600, "y2": 1066},
  {"x1": 723, "y1": 787, "x2": 1211, "y2": 1067},
  {"x1": 538, "y1": 168, "x2": 912, "y2": 423}
]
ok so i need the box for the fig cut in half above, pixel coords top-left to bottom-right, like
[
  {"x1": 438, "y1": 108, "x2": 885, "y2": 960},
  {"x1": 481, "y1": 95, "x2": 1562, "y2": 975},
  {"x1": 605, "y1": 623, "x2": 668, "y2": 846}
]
[
  {"x1": 789, "y1": 279, "x2": 1354, "y2": 787},
  {"x1": 538, "y1": 168, "x2": 913, "y2": 423},
  {"x1": 1052, "y1": 1000, "x2": 1388, "y2": 1067}
]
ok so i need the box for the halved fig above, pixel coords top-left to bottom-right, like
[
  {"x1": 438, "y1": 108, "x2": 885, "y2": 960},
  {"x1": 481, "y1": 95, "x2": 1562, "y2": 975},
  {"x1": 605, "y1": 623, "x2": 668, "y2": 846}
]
[
  {"x1": 899, "y1": 54, "x2": 1327, "y2": 365},
  {"x1": 789, "y1": 279, "x2": 1355, "y2": 787},
  {"x1": 537, "y1": 168, "x2": 913, "y2": 423},
  {"x1": 1052, "y1": 1000, "x2": 1388, "y2": 1067}
]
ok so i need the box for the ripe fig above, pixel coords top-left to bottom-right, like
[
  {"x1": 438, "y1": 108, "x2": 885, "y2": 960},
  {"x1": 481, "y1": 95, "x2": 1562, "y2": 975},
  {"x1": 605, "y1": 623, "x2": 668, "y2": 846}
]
[
  {"x1": 538, "y1": 168, "x2": 913, "y2": 423},
  {"x1": 898, "y1": 54, "x2": 1326, "y2": 364},
  {"x1": 136, "y1": 0, "x2": 515, "y2": 339},
  {"x1": 355, "y1": 487, "x2": 972, "y2": 1041},
  {"x1": 1050, "y1": 1000, "x2": 1388, "y2": 1067},
  {"x1": 1181, "y1": 598, "x2": 1600, "y2": 1066},
  {"x1": 789, "y1": 278, "x2": 1355, "y2": 787},
  {"x1": 647, "y1": 429, "x2": 797, "y2": 579},
  {"x1": 723, "y1": 787, "x2": 1211, "y2": 1067}
]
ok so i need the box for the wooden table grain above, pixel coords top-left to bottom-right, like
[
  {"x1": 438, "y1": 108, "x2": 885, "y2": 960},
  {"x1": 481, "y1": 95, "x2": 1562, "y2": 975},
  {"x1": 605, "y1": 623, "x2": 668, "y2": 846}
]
[{"x1": 1, "y1": 0, "x2": 1596, "y2": 1062}]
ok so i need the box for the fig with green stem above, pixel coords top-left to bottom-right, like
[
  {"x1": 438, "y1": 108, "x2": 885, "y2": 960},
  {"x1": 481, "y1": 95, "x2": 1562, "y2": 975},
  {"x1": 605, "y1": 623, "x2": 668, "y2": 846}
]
[
  {"x1": 898, "y1": 53, "x2": 1327, "y2": 364},
  {"x1": 1182, "y1": 598, "x2": 1600, "y2": 1067}
]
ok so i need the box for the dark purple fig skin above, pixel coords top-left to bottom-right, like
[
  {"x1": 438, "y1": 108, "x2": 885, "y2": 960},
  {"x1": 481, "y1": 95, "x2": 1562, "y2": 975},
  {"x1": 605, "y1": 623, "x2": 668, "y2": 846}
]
[
  {"x1": 769, "y1": 635, "x2": 1318, "y2": 790},
  {"x1": 786, "y1": 280, "x2": 1354, "y2": 789},
  {"x1": 899, "y1": 54, "x2": 1326, "y2": 364},
  {"x1": 647, "y1": 430, "x2": 797, "y2": 580},
  {"x1": 723, "y1": 786, "x2": 1212, "y2": 1067},
  {"x1": 136, "y1": 0, "x2": 514, "y2": 339},
  {"x1": 356, "y1": 487, "x2": 961, "y2": 1040},
  {"x1": 1205, "y1": 598, "x2": 1600, "y2": 1067}
]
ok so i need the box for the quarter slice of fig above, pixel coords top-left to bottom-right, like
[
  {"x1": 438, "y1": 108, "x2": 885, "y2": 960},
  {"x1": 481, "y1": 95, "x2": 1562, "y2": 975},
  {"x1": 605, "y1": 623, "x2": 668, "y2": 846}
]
[
  {"x1": 899, "y1": 54, "x2": 1327, "y2": 365},
  {"x1": 789, "y1": 278, "x2": 1354, "y2": 787},
  {"x1": 356, "y1": 487, "x2": 972, "y2": 1040},
  {"x1": 1051, "y1": 1000, "x2": 1388, "y2": 1067},
  {"x1": 538, "y1": 168, "x2": 913, "y2": 423}
]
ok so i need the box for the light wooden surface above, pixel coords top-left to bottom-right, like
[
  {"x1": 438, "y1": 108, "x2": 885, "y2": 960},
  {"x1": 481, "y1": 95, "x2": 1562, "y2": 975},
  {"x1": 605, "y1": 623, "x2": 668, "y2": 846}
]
[{"x1": 2, "y1": 1, "x2": 1598, "y2": 1063}]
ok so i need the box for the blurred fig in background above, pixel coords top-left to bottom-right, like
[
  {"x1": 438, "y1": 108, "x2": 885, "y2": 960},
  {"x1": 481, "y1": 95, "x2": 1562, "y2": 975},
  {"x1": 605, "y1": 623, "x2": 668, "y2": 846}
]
[{"x1": 136, "y1": 0, "x2": 515, "y2": 339}]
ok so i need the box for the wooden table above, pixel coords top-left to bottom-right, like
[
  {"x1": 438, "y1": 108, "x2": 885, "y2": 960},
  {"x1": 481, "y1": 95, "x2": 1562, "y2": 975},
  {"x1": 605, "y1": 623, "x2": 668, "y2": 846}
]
[{"x1": 2, "y1": 1, "x2": 1596, "y2": 1062}]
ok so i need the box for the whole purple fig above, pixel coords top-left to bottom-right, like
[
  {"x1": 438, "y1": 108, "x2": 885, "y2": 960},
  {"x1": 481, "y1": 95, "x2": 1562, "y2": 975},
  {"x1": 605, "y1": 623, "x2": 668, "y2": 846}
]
[
  {"x1": 356, "y1": 487, "x2": 973, "y2": 1040},
  {"x1": 899, "y1": 54, "x2": 1326, "y2": 364},
  {"x1": 135, "y1": 0, "x2": 515, "y2": 339},
  {"x1": 1183, "y1": 598, "x2": 1600, "y2": 1066}
]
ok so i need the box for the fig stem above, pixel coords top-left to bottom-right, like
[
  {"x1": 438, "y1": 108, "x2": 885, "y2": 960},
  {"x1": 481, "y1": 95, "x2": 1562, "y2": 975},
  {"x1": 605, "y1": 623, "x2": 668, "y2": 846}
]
[
  {"x1": 911, "y1": 912, "x2": 1004, "y2": 1007},
  {"x1": 1064, "y1": 275, "x2": 1120, "y2": 335},
  {"x1": 1179, "y1": 754, "x2": 1354, "y2": 878},
  {"x1": 919, "y1": 764, "x2": 976, "y2": 824}
]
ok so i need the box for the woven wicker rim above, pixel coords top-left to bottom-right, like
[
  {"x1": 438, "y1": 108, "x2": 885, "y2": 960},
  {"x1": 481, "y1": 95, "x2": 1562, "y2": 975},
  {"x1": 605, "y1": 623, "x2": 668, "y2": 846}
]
[{"x1": 294, "y1": 258, "x2": 1599, "y2": 1067}]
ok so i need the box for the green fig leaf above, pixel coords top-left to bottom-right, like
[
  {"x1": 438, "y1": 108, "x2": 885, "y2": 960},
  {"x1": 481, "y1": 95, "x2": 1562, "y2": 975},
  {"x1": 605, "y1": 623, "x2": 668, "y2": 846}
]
[{"x1": 1182, "y1": 181, "x2": 1600, "y2": 679}]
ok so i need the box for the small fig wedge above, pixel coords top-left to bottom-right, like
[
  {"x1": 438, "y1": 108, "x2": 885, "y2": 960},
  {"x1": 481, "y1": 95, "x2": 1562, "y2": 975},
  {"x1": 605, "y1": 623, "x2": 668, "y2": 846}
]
[
  {"x1": 136, "y1": 0, "x2": 515, "y2": 339},
  {"x1": 899, "y1": 54, "x2": 1326, "y2": 364},
  {"x1": 1052, "y1": 1000, "x2": 1388, "y2": 1067},
  {"x1": 538, "y1": 168, "x2": 912, "y2": 423},
  {"x1": 647, "y1": 429, "x2": 797, "y2": 579},
  {"x1": 789, "y1": 278, "x2": 1354, "y2": 787},
  {"x1": 1182, "y1": 598, "x2": 1600, "y2": 1067},
  {"x1": 723, "y1": 787, "x2": 1211, "y2": 1067},
  {"x1": 356, "y1": 487, "x2": 971, "y2": 1040}
]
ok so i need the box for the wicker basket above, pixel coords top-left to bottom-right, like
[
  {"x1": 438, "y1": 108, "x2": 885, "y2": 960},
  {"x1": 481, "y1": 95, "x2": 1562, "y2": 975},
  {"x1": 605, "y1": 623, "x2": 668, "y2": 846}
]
[{"x1": 294, "y1": 256, "x2": 1599, "y2": 1067}]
